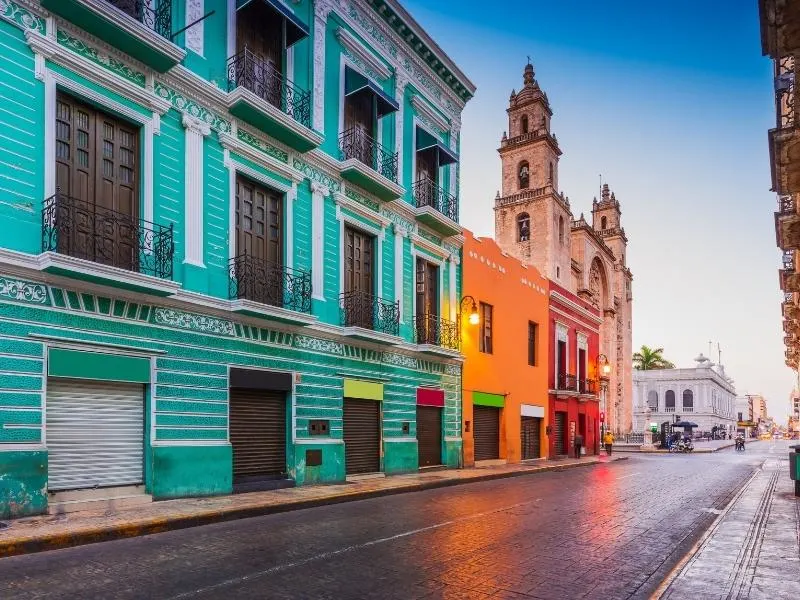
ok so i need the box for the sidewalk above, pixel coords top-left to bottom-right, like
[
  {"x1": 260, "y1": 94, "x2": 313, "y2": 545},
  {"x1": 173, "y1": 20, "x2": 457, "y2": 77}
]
[
  {"x1": 0, "y1": 455, "x2": 624, "y2": 558},
  {"x1": 615, "y1": 438, "x2": 738, "y2": 453},
  {"x1": 656, "y1": 455, "x2": 800, "y2": 600}
]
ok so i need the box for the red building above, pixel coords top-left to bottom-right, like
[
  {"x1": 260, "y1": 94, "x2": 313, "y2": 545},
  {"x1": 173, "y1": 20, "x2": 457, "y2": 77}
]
[{"x1": 548, "y1": 282, "x2": 603, "y2": 457}]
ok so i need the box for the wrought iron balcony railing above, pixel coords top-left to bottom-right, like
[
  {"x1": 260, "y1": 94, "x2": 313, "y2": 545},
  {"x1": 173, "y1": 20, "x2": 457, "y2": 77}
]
[
  {"x1": 776, "y1": 55, "x2": 796, "y2": 129},
  {"x1": 784, "y1": 250, "x2": 795, "y2": 271},
  {"x1": 340, "y1": 290, "x2": 399, "y2": 336},
  {"x1": 556, "y1": 373, "x2": 578, "y2": 392},
  {"x1": 227, "y1": 48, "x2": 312, "y2": 128},
  {"x1": 778, "y1": 195, "x2": 796, "y2": 215},
  {"x1": 229, "y1": 254, "x2": 312, "y2": 314},
  {"x1": 413, "y1": 313, "x2": 459, "y2": 350},
  {"x1": 339, "y1": 127, "x2": 399, "y2": 183},
  {"x1": 578, "y1": 379, "x2": 598, "y2": 395},
  {"x1": 41, "y1": 192, "x2": 174, "y2": 279},
  {"x1": 107, "y1": 0, "x2": 172, "y2": 39},
  {"x1": 413, "y1": 177, "x2": 458, "y2": 222}
]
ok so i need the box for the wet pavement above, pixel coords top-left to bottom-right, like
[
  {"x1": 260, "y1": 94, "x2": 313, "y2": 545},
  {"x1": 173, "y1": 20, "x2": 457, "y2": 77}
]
[
  {"x1": 0, "y1": 444, "x2": 777, "y2": 599},
  {"x1": 659, "y1": 440, "x2": 800, "y2": 600}
]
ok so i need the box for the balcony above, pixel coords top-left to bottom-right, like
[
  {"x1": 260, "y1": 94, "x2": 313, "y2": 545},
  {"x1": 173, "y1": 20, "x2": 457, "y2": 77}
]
[
  {"x1": 225, "y1": 48, "x2": 321, "y2": 152},
  {"x1": 664, "y1": 407, "x2": 676, "y2": 413},
  {"x1": 338, "y1": 128, "x2": 403, "y2": 201},
  {"x1": 41, "y1": 0, "x2": 185, "y2": 72},
  {"x1": 769, "y1": 55, "x2": 800, "y2": 195},
  {"x1": 39, "y1": 192, "x2": 177, "y2": 295},
  {"x1": 682, "y1": 406, "x2": 694, "y2": 413},
  {"x1": 578, "y1": 379, "x2": 598, "y2": 395},
  {"x1": 554, "y1": 373, "x2": 577, "y2": 393},
  {"x1": 412, "y1": 178, "x2": 460, "y2": 236},
  {"x1": 339, "y1": 290, "x2": 401, "y2": 344},
  {"x1": 413, "y1": 314, "x2": 460, "y2": 356},
  {"x1": 228, "y1": 254, "x2": 315, "y2": 325},
  {"x1": 776, "y1": 209, "x2": 800, "y2": 250}
]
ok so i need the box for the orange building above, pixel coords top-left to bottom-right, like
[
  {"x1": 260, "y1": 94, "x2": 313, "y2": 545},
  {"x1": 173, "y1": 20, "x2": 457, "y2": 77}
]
[{"x1": 461, "y1": 231, "x2": 550, "y2": 466}]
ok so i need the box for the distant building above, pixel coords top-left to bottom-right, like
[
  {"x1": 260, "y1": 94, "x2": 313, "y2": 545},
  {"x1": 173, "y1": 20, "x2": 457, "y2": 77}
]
[{"x1": 633, "y1": 354, "x2": 737, "y2": 435}]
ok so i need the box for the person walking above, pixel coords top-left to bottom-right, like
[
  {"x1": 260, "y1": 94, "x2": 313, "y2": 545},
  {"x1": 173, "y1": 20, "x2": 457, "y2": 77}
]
[
  {"x1": 573, "y1": 433, "x2": 584, "y2": 459},
  {"x1": 602, "y1": 430, "x2": 614, "y2": 456}
]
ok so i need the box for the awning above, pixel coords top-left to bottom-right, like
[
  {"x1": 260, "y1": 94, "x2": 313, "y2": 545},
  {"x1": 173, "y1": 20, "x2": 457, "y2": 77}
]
[
  {"x1": 236, "y1": 0, "x2": 309, "y2": 47},
  {"x1": 415, "y1": 127, "x2": 458, "y2": 166},
  {"x1": 345, "y1": 67, "x2": 399, "y2": 118}
]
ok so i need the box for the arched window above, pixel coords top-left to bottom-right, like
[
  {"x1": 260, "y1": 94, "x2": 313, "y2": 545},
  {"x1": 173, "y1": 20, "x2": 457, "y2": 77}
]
[
  {"x1": 558, "y1": 215, "x2": 564, "y2": 244},
  {"x1": 647, "y1": 390, "x2": 658, "y2": 411},
  {"x1": 665, "y1": 390, "x2": 676, "y2": 411},
  {"x1": 517, "y1": 213, "x2": 530, "y2": 242},
  {"x1": 518, "y1": 161, "x2": 530, "y2": 189},
  {"x1": 601, "y1": 216, "x2": 607, "y2": 229},
  {"x1": 683, "y1": 389, "x2": 694, "y2": 410},
  {"x1": 521, "y1": 115, "x2": 529, "y2": 134}
]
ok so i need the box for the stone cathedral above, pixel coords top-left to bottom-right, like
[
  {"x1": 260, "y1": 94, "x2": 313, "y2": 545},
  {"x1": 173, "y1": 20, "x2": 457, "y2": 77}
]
[{"x1": 493, "y1": 62, "x2": 634, "y2": 433}]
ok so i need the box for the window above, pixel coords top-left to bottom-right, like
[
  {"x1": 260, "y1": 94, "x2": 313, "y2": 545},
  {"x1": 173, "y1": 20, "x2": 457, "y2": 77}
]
[
  {"x1": 647, "y1": 390, "x2": 658, "y2": 410},
  {"x1": 601, "y1": 216, "x2": 607, "y2": 229},
  {"x1": 528, "y1": 321, "x2": 538, "y2": 366},
  {"x1": 665, "y1": 390, "x2": 676, "y2": 410},
  {"x1": 479, "y1": 302, "x2": 493, "y2": 353},
  {"x1": 558, "y1": 215, "x2": 564, "y2": 244},
  {"x1": 683, "y1": 389, "x2": 694, "y2": 410},
  {"x1": 517, "y1": 212, "x2": 530, "y2": 242},
  {"x1": 521, "y1": 115, "x2": 529, "y2": 134},
  {"x1": 518, "y1": 161, "x2": 530, "y2": 189},
  {"x1": 738, "y1": 411, "x2": 743, "y2": 422}
]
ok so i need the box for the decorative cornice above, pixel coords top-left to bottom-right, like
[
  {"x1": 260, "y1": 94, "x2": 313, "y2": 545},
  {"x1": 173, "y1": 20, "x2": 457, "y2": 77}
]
[
  {"x1": 411, "y1": 232, "x2": 450, "y2": 260},
  {"x1": 336, "y1": 26, "x2": 392, "y2": 79},
  {"x1": 549, "y1": 290, "x2": 603, "y2": 325},
  {"x1": 334, "y1": 192, "x2": 390, "y2": 228},
  {"x1": 219, "y1": 131, "x2": 302, "y2": 183},
  {"x1": 293, "y1": 156, "x2": 342, "y2": 192},
  {"x1": 182, "y1": 113, "x2": 211, "y2": 136},
  {"x1": 411, "y1": 95, "x2": 449, "y2": 133}
]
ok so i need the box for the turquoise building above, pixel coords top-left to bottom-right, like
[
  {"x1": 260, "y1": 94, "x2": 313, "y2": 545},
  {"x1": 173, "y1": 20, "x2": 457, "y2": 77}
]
[{"x1": 0, "y1": 0, "x2": 474, "y2": 518}]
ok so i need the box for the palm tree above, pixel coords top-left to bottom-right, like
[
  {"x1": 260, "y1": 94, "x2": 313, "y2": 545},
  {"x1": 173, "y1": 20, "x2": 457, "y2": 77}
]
[{"x1": 633, "y1": 345, "x2": 675, "y2": 370}]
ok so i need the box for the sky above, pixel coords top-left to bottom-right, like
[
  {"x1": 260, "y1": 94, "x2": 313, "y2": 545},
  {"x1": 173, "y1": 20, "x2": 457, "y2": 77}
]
[{"x1": 400, "y1": 0, "x2": 794, "y2": 421}]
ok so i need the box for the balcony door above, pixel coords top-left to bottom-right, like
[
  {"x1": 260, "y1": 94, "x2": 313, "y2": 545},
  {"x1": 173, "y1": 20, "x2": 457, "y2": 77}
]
[
  {"x1": 235, "y1": 176, "x2": 283, "y2": 305},
  {"x1": 237, "y1": 2, "x2": 284, "y2": 107},
  {"x1": 344, "y1": 89, "x2": 375, "y2": 165},
  {"x1": 415, "y1": 258, "x2": 439, "y2": 343},
  {"x1": 54, "y1": 93, "x2": 139, "y2": 271},
  {"x1": 343, "y1": 226, "x2": 374, "y2": 329},
  {"x1": 416, "y1": 148, "x2": 437, "y2": 184}
]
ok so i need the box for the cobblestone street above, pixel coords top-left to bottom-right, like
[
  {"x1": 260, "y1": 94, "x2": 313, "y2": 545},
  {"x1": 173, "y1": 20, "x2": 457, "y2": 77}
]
[{"x1": 0, "y1": 444, "x2": 778, "y2": 600}]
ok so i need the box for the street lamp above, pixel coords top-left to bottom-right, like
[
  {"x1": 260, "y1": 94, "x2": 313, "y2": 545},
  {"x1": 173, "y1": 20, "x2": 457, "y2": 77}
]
[
  {"x1": 459, "y1": 295, "x2": 480, "y2": 327},
  {"x1": 597, "y1": 354, "x2": 611, "y2": 439}
]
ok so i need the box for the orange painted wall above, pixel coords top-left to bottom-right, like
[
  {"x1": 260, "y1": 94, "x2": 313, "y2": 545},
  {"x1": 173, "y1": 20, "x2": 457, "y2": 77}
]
[{"x1": 461, "y1": 231, "x2": 550, "y2": 466}]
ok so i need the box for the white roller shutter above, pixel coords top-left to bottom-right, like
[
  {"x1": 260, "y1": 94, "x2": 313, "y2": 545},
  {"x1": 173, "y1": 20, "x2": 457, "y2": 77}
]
[{"x1": 46, "y1": 379, "x2": 145, "y2": 492}]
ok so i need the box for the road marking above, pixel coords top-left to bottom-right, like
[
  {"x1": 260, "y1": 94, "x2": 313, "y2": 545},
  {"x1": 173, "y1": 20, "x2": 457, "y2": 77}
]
[
  {"x1": 616, "y1": 472, "x2": 641, "y2": 480},
  {"x1": 166, "y1": 499, "x2": 539, "y2": 599}
]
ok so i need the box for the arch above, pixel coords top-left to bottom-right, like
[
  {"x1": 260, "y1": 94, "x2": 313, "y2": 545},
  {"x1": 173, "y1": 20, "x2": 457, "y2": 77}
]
[
  {"x1": 518, "y1": 161, "x2": 530, "y2": 189},
  {"x1": 665, "y1": 390, "x2": 676, "y2": 410},
  {"x1": 647, "y1": 390, "x2": 658, "y2": 410},
  {"x1": 683, "y1": 389, "x2": 694, "y2": 409},
  {"x1": 601, "y1": 216, "x2": 607, "y2": 229},
  {"x1": 521, "y1": 114, "x2": 529, "y2": 134},
  {"x1": 517, "y1": 212, "x2": 530, "y2": 242},
  {"x1": 558, "y1": 215, "x2": 565, "y2": 244},
  {"x1": 588, "y1": 256, "x2": 610, "y2": 310}
]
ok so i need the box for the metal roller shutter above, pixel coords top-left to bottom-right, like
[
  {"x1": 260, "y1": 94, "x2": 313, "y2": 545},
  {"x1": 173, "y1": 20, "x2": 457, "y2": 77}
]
[
  {"x1": 417, "y1": 405, "x2": 442, "y2": 467},
  {"x1": 554, "y1": 411, "x2": 567, "y2": 456},
  {"x1": 46, "y1": 379, "x2": 144, "y2": 492},
  {"x1": 473, "y1": 405, "x2": 500, "y2": 461},
  {"x1": 521, "y1": 416, "x2": 542, "y2": 459},
  {"x1": 343, "y1": 398, "x2": 380, "y2": 474},
  {"x1": 229, "y1": 389, "x2": 287, "y2": 481}
]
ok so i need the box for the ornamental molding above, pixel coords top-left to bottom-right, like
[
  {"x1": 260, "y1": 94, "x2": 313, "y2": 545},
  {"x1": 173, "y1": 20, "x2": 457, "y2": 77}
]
[
  {"x1": 155, "y1": 81, "x2": 231, "y2": 133},
  {"x1": 336, "y1": 26, "x2": 392, "y2": 80},
  {"x1": 343, "y1": 187, "x2": 380, "y2": 212},
  {"x1": 383, "y1": 352, "x2": 418, "y2": 370},
  {"x1": 182, "y1": 113, "x2": 211, "y2": 137},
  {"x1": 293, "y1": 156, "x2": 342, "y2": 193},
  {"x1": 383, "y1": 199, "x2": 417, "y2": 231},
  {"x1": 185, "y1": 0, "x2": 204, "y2": 56},
  {"x1": 310, "y1": 181, "x2": 331, "y2": 196},
  {"x1": 417, "y1": 228, "x2": 442, "y2": 247},
  {"x1": 411, "y1": 232, "x2": 450, "y2": 260},
  {"x1": 411, "y1": 95, "x2": 450, "y2": 133},
  {"x1": 334, "y1": 191, "x2": 390, "y2": 228},
  {"x1": 235, "y1": 127, "x2": 290, "y2": 164},
  {"x1": 0, "y1": 276, "x2": 47, "y2": 304},
  {"x1": 26, "y1": 30, "x2": 172, "y2": 115},
  {"x1": 56, "y1": 29, "x2": 146, "y2": 87},
  {"x1": 153, "y1": 307, "x2": 236, "y2": 336},
  {"x1": 0, "y1": 0, "x2": 43, "y2": 33},
  {"x1": 294, "y1": 334, "x2": 345, "y2": 355},
  {"x1": 443, "y1": 363, "x2": 461, "y2": 376},
  {"x1": 550, "y1": 290, "x2": 604, "y2": 325},
  {"x1": 219, "y1": 131, "x2": 301, "y2": 184}
]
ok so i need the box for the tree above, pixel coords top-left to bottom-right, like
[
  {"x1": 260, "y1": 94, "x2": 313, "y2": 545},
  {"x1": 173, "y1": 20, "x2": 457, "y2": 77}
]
[{"x1": 633, "y1": 345, "x2": 675, "y2": 370}]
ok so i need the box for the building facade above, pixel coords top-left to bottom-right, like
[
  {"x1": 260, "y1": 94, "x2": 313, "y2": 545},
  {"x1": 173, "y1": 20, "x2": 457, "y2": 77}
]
[
  {"x1": 790, "y1": 389, "x2": 800, "y2": 434},
  {"x1": 491, "y1": 62, "x2": 634, "y2": 433},
  {"x1": 0, "y1": 0, "x2": 475, "y2": 518},
  {"x1": 461, "y1": 231, "x2": 549, "y2": 466},
  {"x1": 633, "y1": 355, "x2": 738, "y2": 435},
  {"x1": 548, "y1": 281, "x2": 601, "y2": 457}
]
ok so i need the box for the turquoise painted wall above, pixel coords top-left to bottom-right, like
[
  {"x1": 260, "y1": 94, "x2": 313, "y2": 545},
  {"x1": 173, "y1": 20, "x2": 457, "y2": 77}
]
[{"x1": 0, "y1": 450, "x2": 47, "y2": 519}]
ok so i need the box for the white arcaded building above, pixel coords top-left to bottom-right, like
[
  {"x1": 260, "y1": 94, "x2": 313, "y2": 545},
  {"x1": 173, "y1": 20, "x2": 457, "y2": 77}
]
[{"x1": 633, "y1": 354, "x2": 738, "y2": 435}]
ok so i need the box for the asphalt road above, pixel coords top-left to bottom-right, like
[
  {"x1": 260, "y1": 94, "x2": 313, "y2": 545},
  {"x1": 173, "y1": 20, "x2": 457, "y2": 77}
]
[{"x1": 0, "y1": 443, "x2": 774, "y2": 600}]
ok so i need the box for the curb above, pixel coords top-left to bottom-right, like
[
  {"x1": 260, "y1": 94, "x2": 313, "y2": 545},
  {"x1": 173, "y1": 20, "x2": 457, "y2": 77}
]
[{"x1": 0, "y1": 457, "x2": 627, "y2": 558}]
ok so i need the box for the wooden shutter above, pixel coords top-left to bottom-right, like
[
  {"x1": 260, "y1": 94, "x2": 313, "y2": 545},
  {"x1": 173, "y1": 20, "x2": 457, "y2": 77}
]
[
  {"x1": 236, "y1": 175, "x2": 282, "y2": 264},
  {"x1": 416, "y1": 405, "x2": 442, "y2": 467},
  {"x1": 229, "y1": 389, "x2": 287, "y2": 481},
  {"x1": 344, "y1": 226, "x2": 373, "y2": 294}
]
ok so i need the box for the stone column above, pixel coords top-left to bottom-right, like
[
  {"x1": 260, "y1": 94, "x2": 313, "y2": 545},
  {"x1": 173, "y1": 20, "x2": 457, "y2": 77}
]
[
  {"x1": 394, "y1": 224, "x2": 407, "y2": 322},
  {"x1": 310, "y1": 182, "x2": 329, "y2": 301},
  {"x1": 182, "y1": 114, "x2": 210, "y2": 291},
  {"x1": 448, "y1": 252, "x2": 459, "y2": 322},
  {"x1": 395, "y1": 74, "x2": 409, "y2": 187}
]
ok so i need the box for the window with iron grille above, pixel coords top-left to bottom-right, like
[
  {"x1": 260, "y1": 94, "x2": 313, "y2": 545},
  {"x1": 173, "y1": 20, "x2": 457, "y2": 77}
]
[
  {"x1": 479, "y1": 302, "x2": 493, "y2": 354},
  {"x1": 528, "y1": 321, "x2": 538, "y2": 366}
]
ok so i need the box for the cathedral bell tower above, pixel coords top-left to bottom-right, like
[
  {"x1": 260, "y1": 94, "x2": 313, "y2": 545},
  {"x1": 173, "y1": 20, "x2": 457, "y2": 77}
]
[
  {"x1": 494, "y1": 61, "x2": 573, "y2": 285},
  {"x1": 592, "y1": 183, "x2": 628, "y2": 268}
]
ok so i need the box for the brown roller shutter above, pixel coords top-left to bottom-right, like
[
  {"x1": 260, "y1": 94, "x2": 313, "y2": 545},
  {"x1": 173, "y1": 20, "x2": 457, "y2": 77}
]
[
  {"x1": 343, "y1": 398, "x2": 381, "y2": 474},
  {"x1": 417, "y1": 405, "x2": 442, "y2": 467},
  {"x1": 553, "y1": 411, "x2": 567, "y2": 456},
  {"x1": 521, "y1": 416, "x2": 542, "y2": 460},
  {"x1": 229, "y1": 389, "x2": 287, "y2": 481},
  {"x1": 473, "y1": 405, "x2": 500, "y2": 461}
]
